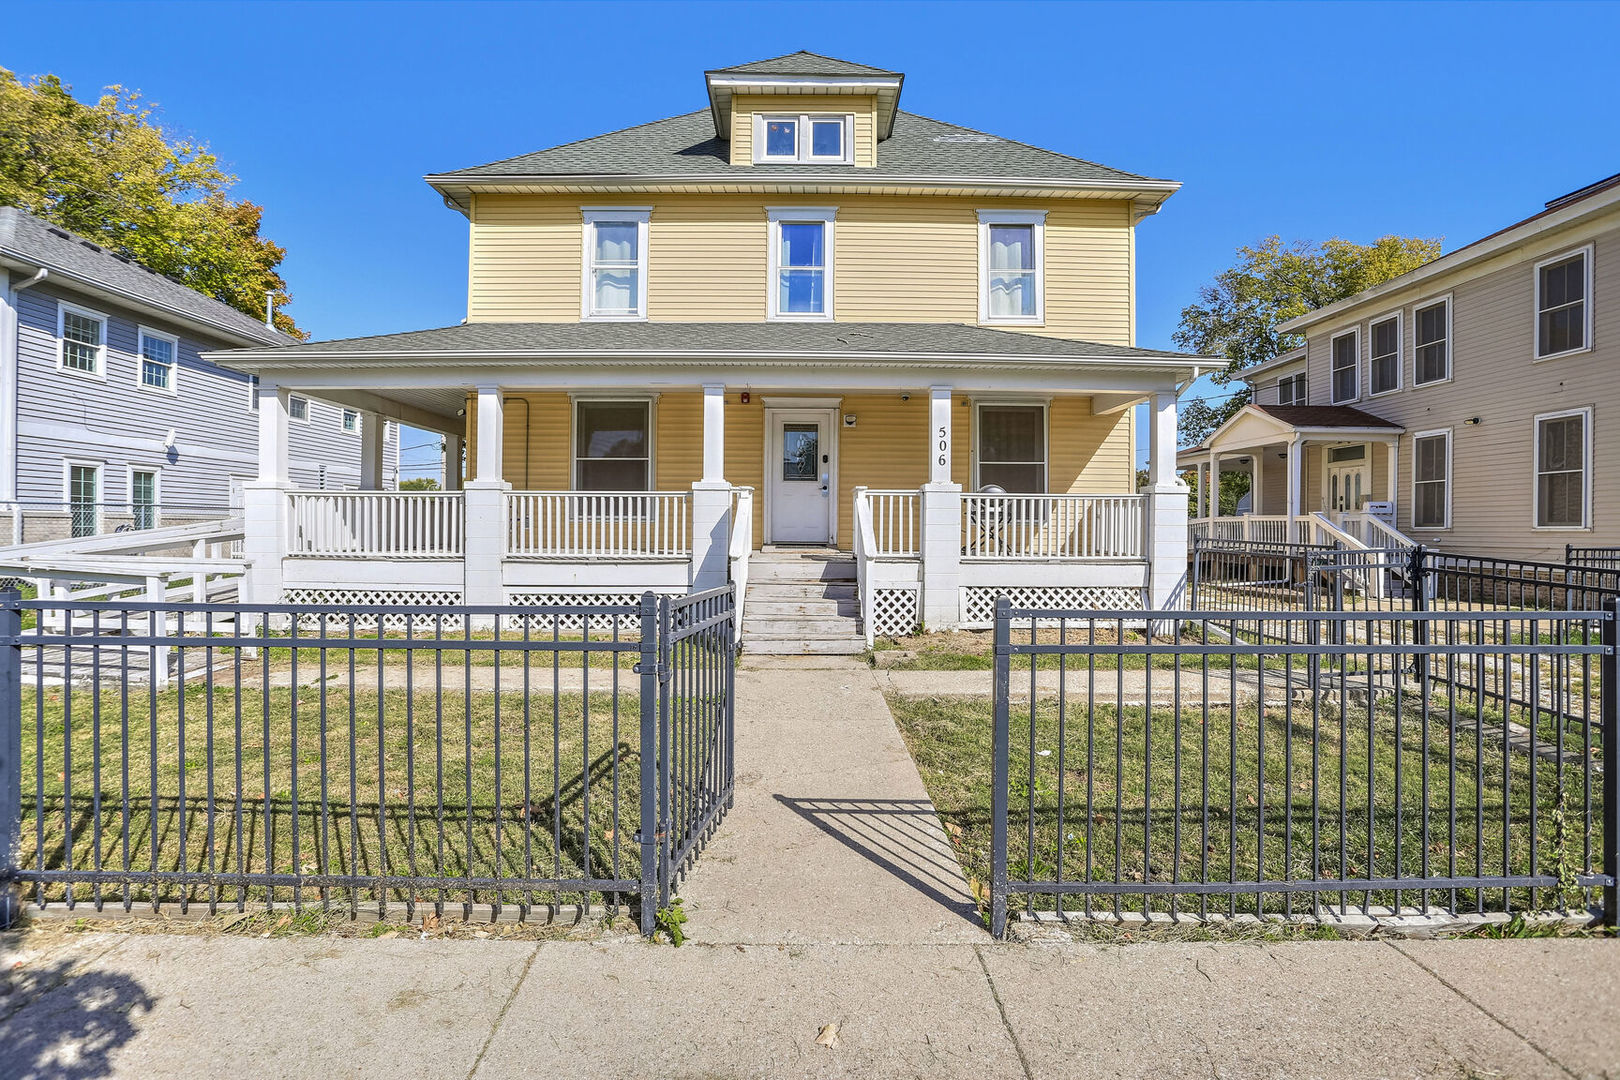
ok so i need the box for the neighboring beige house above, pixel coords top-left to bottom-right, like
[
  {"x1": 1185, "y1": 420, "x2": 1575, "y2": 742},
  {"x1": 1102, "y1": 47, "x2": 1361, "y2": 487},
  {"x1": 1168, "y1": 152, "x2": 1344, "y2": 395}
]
[{"x1": 1182, "y1": 172, "x2": 1618, "y2": 561}]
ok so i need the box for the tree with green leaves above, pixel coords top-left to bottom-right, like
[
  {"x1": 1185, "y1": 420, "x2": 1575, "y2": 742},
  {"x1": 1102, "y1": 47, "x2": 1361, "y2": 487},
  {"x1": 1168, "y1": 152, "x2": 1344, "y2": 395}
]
[
  {"x1": 399, "y1": 477, "x2": 442, "y2": 491},
  {"x1": 1174, "y1": 235, "x2": 1441, "y2": 446},
  {"x1": 0, "y1": 68, "x2": 302, "y2": 337}
]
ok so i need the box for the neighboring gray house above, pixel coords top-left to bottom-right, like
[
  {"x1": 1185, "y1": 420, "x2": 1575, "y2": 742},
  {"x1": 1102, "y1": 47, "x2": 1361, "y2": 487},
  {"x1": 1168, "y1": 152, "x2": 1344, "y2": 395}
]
[
  {"x1": 0, "y1": 206, "x2": 399, "y2": 543},
  {"x1": 1183, "y1": 172, "x2": 1618, "y2": 562}
]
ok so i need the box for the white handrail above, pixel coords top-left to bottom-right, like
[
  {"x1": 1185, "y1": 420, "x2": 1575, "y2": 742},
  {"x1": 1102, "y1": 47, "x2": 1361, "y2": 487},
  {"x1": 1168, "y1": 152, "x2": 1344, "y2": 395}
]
[
  {"x1": 963, "y1": 493, "x2": 1143, "y2": 560},
  {"x1": 506, "y1": 491, "x2": 690, "y2": 558},
  {"x1": 853, "y1": 487, "x2": 879, "y2": 646},
  {"x1": 862, "y1": 489, "x2": 921, "y2": 557},
  {"x1": 288, "y1": 491, "x2": 464, "y2": 557},
  {"x1": 729, "y1": 487, "x2": 753, "y2": 643}
]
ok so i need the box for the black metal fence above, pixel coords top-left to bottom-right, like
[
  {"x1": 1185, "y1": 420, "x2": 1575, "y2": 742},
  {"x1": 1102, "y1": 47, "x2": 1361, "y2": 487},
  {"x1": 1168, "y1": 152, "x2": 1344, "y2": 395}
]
[
  {"x1": 989, "y1": 597, "x2": 1618, "y2": 938},
  {"x1": 0, "y1": 587, "x2": 736, "y2": 936},
  {"x1": 1569, "y1": 546, "x2": 1620, "y2": 572}
]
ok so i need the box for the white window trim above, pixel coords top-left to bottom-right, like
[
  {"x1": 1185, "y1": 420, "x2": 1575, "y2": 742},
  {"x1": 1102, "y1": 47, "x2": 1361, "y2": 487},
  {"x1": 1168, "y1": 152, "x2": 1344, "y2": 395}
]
[
  {"x1": 1533, "y1": 243, "x2": 1595, "y2": 362},
  {"x1": 135, "y1": 325, "x2": 180, "y2": 396},
  {"x1": 766, "y1": 207, "x2": 836, "y2": 322},
  {"x1": 971, "y1": 399, "x2": 1051, "y2": 493},
  {"x1": 1410, "y1": 427, "x2": 1453, "y2": 531},
  {"x1": 247, "y1": 374, "x2": 260, "y2": 412},
  {"x1": 63, "y1": 459, "x2": 103, "y2": 536},
  {"x1": 1329, "y1": 327, "x2": 1360, "y2": 404},
  {"x1": 341, "y1": 408, "x2": 360, "y2": 435},
  {"x1": 1366, "y1": 311, "x2": 1402, "y2": 398},
  {"x1": 580, "y1": 208, "x2": 652, "y2": 321},
  {"x1": 977, "y1": 210, "x2": 1047, "y2": 326},
  {"x1": 570, "y1": 397, "x2": 657, "y2": 492},
  {"x1": 1276, "y1": 373, "x2": 1307, "y2": 406},
  {"x1": 288, "y1": 394, "x2": 311, "y2": 423},
  {"x1": 1411, "y1": 292, "x2": 1453, "y2": 388},
  {"x1": 1531, "y1": 406, "x2": 1593, "y2": 531},
  {"x1": 56, "y1": 301, "x2": 108, "y2": 381},
  {"x1": 127, "y1": 464, "x2": 162, "y2": 529},
  {"x1": 752, "y1": 113, "x2": 855, "y2": 165}
]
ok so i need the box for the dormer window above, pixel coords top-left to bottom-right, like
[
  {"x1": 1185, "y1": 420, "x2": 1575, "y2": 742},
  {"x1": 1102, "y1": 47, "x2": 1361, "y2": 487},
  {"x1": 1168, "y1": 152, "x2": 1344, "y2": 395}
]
[
  {"x1": 755, "y1": 114, "x2": 853, "y2": 165},
  {"x1": 581, "y1": 209, "x2": 650, "y2": 319}
]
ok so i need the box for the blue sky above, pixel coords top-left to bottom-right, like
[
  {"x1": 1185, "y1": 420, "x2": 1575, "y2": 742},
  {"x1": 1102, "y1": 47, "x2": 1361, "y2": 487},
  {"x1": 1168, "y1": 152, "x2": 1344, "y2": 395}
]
[{"x1": 9, "y1": 0, "x2": 1620, "y2": 477}]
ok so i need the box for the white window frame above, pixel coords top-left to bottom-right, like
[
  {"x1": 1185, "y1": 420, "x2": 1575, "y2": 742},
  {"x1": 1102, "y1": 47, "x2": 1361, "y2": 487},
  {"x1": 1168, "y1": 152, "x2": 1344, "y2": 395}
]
[
  {"x1": 288, "y1": 395, "x2": 311, "y2": 423},
  {"x1": 341, "y1": 408, "x2": 360, "y2": 435},
  {"x1": 1533, "y1": 244, "x2": 1594, "y2": 362},
  {"x1": 752, "y1": 113, "x2": 854, "y2": 165},
  {"x1": 971, "y1": 399, "x2": 1050, "y2": 493},
  {"x1": 1366, "y1": 311, "x2": 1402, "y2": 397},
  {"x1": 580, "y1": 208, "x2": 651, "y2": 321},
  {"x1": 56, "y1": 301, "x2": 108, "y2": 381},
  {"x1": 570, "y1": 395, "x2": 656, "y2": 492},
  {"x1": 1410, "y1": 428, "x2": 1452, "y2": 531},
  {"x1": 1329, "y1": 327, "x2": 1360, "y2": 404},
  {"x1": 247, "y1": 374, "x2": 260, "y2": 411},
  {"x1": 63, "y1": 459, "x2": 102, "y2": 537},
  {"x1": 1276, "y1": 372, "x2": 1307, "y2": 406},
  {"x1": 127, "y1": 464, "x2": 161, "y2": 530},
  {"x1": 977, "y1": 210, "x2": 1047, "y2": 326},
  {"x1": 1532, "y1": 406, "x2": 1592, "y2": 531},
  {"x1": 1411, "y1": 293, "x2": 1453, "y2": 387},
  {"x1": 135, "y1": 326, "x2": 180, "y2": 395},
  {"x1": 766, "y1": 207, "x2": 836, "y2": 322}
]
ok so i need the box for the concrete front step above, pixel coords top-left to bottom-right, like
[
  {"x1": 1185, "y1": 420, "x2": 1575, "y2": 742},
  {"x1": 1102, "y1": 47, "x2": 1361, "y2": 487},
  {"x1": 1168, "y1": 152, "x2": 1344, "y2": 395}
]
[
  {"x1": 743, "y1": 616, "x2": 863, "y2": 636},
  {"x1": 744, "y1": 637, "x2": 867, "y2": 655}
]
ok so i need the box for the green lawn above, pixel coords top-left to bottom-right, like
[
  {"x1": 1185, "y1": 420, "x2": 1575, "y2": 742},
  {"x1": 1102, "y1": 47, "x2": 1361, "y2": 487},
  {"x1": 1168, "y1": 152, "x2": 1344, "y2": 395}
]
[
  {"x1": 19, "y1": 683, "x2": 646, "y2": 912},
  {"x1": 890, "y1": 684, "x2": 1603, "y2": 921}
]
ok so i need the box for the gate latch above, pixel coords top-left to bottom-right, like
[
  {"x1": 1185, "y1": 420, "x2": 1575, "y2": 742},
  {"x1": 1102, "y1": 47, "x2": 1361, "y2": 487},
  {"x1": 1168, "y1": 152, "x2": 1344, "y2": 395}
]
[{"x1": 633, "y1": 660, "x2": 669, "y2": 679}]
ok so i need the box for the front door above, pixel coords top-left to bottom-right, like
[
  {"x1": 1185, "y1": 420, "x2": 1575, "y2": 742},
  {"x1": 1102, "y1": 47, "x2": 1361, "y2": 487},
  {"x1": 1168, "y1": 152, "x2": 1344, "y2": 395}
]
[
  {"x1": 1326, "y1": 445, "x2": 1370, "y2": 514},
  {"x1": 769, "y1": 413, "x2": 832, "y2": 544}
]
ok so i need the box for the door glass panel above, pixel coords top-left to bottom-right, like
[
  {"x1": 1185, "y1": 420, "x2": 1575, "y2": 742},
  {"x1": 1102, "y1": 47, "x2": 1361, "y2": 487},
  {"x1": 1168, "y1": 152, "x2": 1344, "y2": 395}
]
[
  {"x1": 70, "y1": 465, "x2": 97, "y2": 537},
  {"x1": 782, "y1": 424, "x2": 819, "y2": 481}
]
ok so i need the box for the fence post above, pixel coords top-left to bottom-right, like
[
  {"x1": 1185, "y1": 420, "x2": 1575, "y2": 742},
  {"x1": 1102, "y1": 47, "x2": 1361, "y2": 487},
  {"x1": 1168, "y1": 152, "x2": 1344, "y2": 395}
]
[
  {"x1": 725, "y1": 583, "x2": 736, "y2": 810},
  {"x1": 1603, "y1": 597, "x2": 1618, "y2": 928},
  {"x1": 0, "y1": 590, "x2": 20, "y2": 928},
  {"x1": 1189, "y1": 538, "x2": 1201, "y2": 611},
  {"x1": 1411, "y1": 545, "x2": 1430, "y2": 686},
  {"x1": 990, "y1": 594, "x2": 1011, "y2": 939},
  {"x1": 636, "y1": 591, "x2": 660, "y2": 937}
]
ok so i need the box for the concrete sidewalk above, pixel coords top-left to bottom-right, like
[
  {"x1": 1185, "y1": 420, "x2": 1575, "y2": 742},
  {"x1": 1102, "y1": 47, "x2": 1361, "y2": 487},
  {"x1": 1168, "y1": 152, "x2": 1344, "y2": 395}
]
[{"x1": 4, "y1": 928, "x2": 1617, "y2": 1078}]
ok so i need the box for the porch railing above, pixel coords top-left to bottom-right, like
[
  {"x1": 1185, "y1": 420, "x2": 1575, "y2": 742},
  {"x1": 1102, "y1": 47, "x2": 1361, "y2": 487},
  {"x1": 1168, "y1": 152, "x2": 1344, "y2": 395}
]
[
  {"x1": 962, "y1": 493, "x2": 1142, "y2": 560},
  {"x1": 864, "y1": 489, "x2": 921, "y2": 557},
  {"x1": 288, "y1": 491, "x2": 465, "y2": 557},
  {"x1": 506, "y1": 491, "x2": 690, "y2": 559},
  {"x1": 1190, "y1": 515, "x2": 1314, "y2": 546}
]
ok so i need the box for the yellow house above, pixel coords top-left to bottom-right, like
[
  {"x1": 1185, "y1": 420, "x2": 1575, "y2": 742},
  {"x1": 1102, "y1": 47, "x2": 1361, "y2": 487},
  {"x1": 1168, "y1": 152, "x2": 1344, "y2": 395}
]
[{"x1": 219, "y1": 52, "x2": 1210, "y2": 651}]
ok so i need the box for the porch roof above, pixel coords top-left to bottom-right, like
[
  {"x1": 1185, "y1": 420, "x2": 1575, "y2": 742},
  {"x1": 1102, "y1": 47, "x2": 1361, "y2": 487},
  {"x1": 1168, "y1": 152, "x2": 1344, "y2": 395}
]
[
  {"x1": 212, "y1": 320, "x2": 1212, "y2": 374},
  {"x1": 1178, "y1": 403, "x2": 1402, "y2": 464}
]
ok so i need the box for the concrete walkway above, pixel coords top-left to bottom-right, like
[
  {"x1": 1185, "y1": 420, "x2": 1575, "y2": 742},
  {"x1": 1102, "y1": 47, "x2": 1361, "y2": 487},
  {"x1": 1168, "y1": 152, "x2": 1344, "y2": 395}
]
[{"x1": 4, "y1": 928, "x2": 1618, "y2": 1078}]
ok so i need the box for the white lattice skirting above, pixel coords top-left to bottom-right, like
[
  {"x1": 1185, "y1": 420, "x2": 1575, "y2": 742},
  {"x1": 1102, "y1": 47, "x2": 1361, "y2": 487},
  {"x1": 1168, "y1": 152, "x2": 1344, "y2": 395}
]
[
  {"x1": 506, "y1": 591, "x2": 647, "y2": 632},
  {"x1": 961, "y1": 585, "x2": 1145, "y2": 626},
  {"x1": 866, "y1": 587, "x2": 920, "y2": 638},
  {"x1": 281, "y1": 588, "x2": 466, "y2": 631}
]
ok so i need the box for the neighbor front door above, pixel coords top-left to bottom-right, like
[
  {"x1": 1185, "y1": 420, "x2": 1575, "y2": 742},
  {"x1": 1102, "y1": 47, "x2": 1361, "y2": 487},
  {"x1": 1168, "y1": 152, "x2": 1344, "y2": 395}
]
[{"x1": 769, "y1": 413, "x2": 831, "y2": 543}]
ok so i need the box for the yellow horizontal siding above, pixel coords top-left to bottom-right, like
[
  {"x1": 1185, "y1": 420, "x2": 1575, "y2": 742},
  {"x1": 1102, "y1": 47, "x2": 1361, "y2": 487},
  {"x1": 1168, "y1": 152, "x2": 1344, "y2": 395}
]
[{"x1": 1049, "y1": 398, "x2": 1135, "y2": 493}]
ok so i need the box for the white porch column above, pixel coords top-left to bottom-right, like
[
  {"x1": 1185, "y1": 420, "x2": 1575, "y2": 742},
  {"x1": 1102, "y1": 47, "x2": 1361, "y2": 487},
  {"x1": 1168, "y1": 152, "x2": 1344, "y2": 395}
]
[
  {"x1": 443, "y1": 434, "x2": 463, "y2": 491},
  {"x1": 1287, "y1": 436, "x2": 1303, "y2": 518},
  {"x1": 1252, "y1": 450, "x2": 1265, "y2": 516},
  {"x1": 464, "y1": 385, "x2": 508, "y2": 617},
  {"x1": 920, "y1": 385, "x2": 963, "y2": 629},
  {"x1": 1206, "y1": 451, "x2": 1218, "y2": 517},
  {"x1": 1143, "y1": 391, "x2": 1189, "y2": 610},
  {"x1": 242, "y1": 381, "x2": 291, "y2": 605},
  {"x1": 690, "y1": 383, "x2": 731, "y2": 592},
  {"x1": 1386, "y1": 439, "x2": 1398, "y2": 505},
  {"x1": 360, "y1": 410, "x2": 385, "y2": 490}
]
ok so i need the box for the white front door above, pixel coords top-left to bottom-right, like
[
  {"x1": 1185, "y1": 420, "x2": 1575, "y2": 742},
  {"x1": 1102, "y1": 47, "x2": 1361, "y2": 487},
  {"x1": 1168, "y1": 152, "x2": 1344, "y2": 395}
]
[
  {"x1": 769, "y1": 412, "x2": 832, "y2": 544},
  {"x1": 1326, "y1": 457, "x2": 1370, "y2": 513}
]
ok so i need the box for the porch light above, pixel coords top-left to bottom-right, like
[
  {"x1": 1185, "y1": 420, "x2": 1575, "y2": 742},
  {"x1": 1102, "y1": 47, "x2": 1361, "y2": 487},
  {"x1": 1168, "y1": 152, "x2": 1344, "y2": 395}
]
[
  {"x1": 740, "y1": 392, "x2": 750, "y2": 404},
  {"x1": 1464, "y1": 417, "x2": 1481, "y2": 426}
]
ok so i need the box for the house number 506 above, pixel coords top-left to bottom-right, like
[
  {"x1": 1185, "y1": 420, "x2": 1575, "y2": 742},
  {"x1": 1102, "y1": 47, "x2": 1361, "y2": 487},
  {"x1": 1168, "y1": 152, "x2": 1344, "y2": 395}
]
[{"x1": 937, "y1": 426, "x2": 948, "y2": 467}]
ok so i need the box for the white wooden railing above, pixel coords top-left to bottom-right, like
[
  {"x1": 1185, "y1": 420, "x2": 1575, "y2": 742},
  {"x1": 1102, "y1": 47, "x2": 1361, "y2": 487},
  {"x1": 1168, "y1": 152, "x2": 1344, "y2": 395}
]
[
  {"x1": 728, "y1": 487, "x2": 753, "y2": 643},
  {"x1": 1333, "y1": 511, "x2": 1417, "y2": 552},
  {"x1": 863, "y1": 489, "x2": 921, "y2": 557},
  {"x1": 1190, "y1": 515, "x2": 1316, "y2": 546},
  {"x1": 506, "y1": 491, "x2": 690, "y2": 559},
  {"x1": 853, "y1": 487, "x2": 879, "y2": 645},
  {"x1": 288, "y1": 491, "x2": 465, "y2": 557},
  {"x1": 962, "y1": 494, "x2": 1142, "y2": 560}
]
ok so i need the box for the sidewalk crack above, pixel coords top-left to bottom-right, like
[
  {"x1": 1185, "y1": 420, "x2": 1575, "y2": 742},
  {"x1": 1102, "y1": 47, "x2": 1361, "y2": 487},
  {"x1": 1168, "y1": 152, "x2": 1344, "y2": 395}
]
[
  {"x1": 1386, "y1": 941, "x2": 1577, "y2": 1079},
  {"x1": 466, "y1": 942, "x2": 542, "y2": 1080},
  {"x1": 973, "y1": 945, "x2": 1035, "y2": 1080}
]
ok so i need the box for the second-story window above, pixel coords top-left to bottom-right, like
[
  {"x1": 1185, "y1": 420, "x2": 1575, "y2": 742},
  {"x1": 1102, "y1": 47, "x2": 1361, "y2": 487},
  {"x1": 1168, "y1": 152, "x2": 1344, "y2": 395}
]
[
  {"x1": 138, "y1": 328, "x2": 178, "y2": 393},
  {"x1": 1330, "y1": 328, "x2": 1359, "y2": 403},
  {"x1": 1414, "y1": 297, "x2": 1450, "y2": 385},
  {"x1": 768, "y1": 208, "x2": 834, "y2": 320},
  {"x1": 582, "y1": 209, "x2": 650, "y2": 320},
  {"x1": 59, "y1": 303, "x2": 107, "y2": 377},
  {"x1": 342, "y1": 409, "x2": 359, "y2": 433},
  {"x1": 1276, "y1": 373, "x2": 1307, "y2": 405},
  {"x1": 1535, "y1": 246, "x2": 1592, "y2": 359},
  {"x1": 289, "y1": 395, "x2": 310, "y2": 422},
  {"x1": 755, "y1": 114, "x2": 852, "y2": 164},
  {"x1": 978, "y1": 211, "x2": 1046, "y2": 325},
  {"x1": 1368, "y1": 314, "x2": 1400, "y2": 395}
]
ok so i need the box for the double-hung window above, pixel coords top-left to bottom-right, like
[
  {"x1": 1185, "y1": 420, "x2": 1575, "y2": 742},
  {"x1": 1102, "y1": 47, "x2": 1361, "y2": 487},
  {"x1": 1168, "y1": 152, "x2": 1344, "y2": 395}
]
[
  {"x1": 978, "y1": 211, "x2": 1045, "y2": 324},
  {"x1": 1330, "y1": 329, "x2": 1359, "y2": 403},
  {"x1": 59, "y1": 303, "x2": 106, "y2": 377},
  {"x1": 1534, "y1": 409, "x2": 1590, "y2": 529},
  {"x1": 1412, "y1": 430, "x2": 1451, "y2": 529},
  {"x1": 138, "y1": 328, "x2": 178, "y2": 393},
  {"x1": 1276, "y1": 373, "x2": 1307, "y2": 405},
  {"x1": 1413, "y1": 297, "x2": 1450, "y2": 385},
  {"x1": 289, "y1": 395, "x2": 310, "y2": 422},
  {"x1": 754, "y1": 114, "x2": 852, "y2": 165},
  {"x1": 342, "y1": 409, "x2": 359, "y2": 434},
  {"x1": 1535, "y1": 246, "x2": 1592, "y2": 359},
  {"x1": 976, "y1": 404, "x2": 1047, "y2": 493},
  {"x1": 582, "y1": 209, "x2": 650, "y2": 319},
  {"x1": 1368, "y1": 314, "x2": 1400, "y2": 395},
  {"x1": 574, "y1": 400, "x2": 651, "y2": 491},
  {"x1": 768, "y1": 208, "x2": 834, "y2": 320},
  {"x1": 131, "y1": 468, "x2": 158, "y2": 530}
]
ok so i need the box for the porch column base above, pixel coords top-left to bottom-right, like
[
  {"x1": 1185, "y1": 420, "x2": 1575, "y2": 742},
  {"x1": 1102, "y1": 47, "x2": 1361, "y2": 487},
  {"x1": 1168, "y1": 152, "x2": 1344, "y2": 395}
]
[
  {"x1": 241, "y1": 480, "x2": 288, "y2": 606},
  {"x1": 1144, "y1": 483, "x2": 1190, "y2": 610},
  {"x1": 919, "y1": 482, "x2": 962, "y2": 631},
  {"x1": 690, "y1": 481, "x2": 732, "y2": 592},
  {"x1": 463, "y1": 480, "x2": 509, "y2": 628}
]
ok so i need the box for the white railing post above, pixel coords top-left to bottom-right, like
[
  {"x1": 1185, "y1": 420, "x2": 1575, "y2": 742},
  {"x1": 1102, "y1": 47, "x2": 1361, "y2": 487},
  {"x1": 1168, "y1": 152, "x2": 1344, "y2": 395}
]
[
  {"x1": 690, "y1": 481, "x2": 732, "y2": 591},
  {"x1": 729, "y1": 487, "x2": 753, "y2": 643},
  {"x1": 1144, "y1": 392, "x2": 1190, "y2": 610}
]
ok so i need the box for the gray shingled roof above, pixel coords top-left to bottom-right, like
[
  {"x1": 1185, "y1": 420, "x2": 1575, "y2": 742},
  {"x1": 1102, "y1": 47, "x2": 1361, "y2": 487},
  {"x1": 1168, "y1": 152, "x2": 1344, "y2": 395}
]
[
  {"x1": 0, "y1": 206, "x2": 293, "y2": 346},
  {"x1": 221, "y1": 320, "x2": 1203, "y2": 365},
  {"x1": 432, "y1": 109, "x2": 1162, "y2": 185},
  {"x1": 707, "y1": 50, "x2": 899, "y2": 77}
]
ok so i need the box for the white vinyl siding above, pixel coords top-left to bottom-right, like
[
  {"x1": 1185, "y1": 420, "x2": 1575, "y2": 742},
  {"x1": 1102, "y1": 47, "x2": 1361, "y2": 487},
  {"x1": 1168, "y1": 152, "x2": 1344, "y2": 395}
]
[
  {"x1": 1413, "y1": 296, "x2": 1451, "y2": 385},
  {"x1": 1534, "y1": 409, "x2": 1590, "y2": 529},
  {"x1": 1330, "y1": 328, "x2": 1359, "y2": 403},
  {"x1": 1412, "y1": 430, "x2": 1451, "y2": 529}
]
